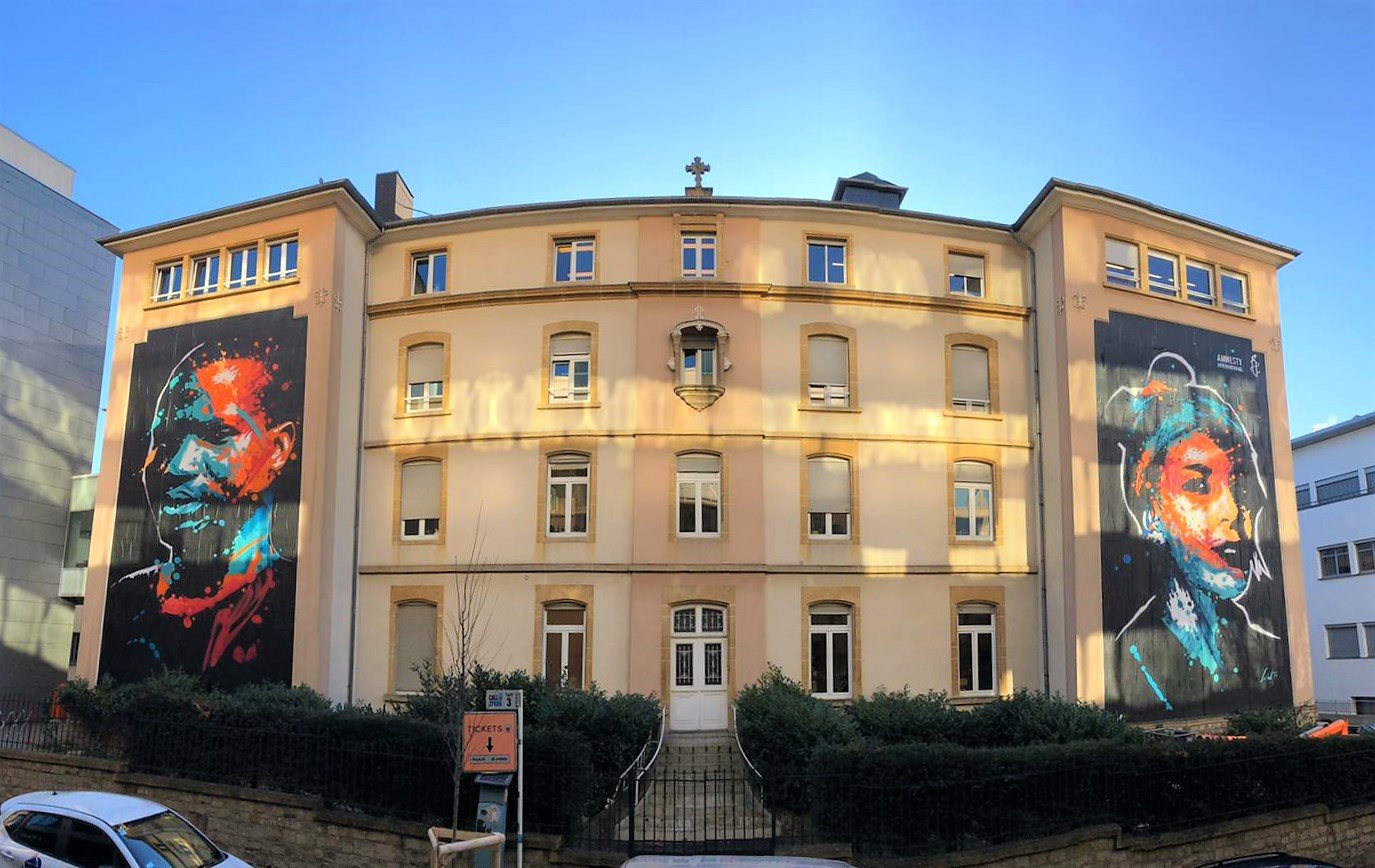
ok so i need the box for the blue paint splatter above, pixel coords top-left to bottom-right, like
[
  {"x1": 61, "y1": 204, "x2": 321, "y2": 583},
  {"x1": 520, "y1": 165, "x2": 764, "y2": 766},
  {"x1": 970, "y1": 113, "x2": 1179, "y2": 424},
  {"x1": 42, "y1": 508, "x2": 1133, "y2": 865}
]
[
  {"x1": 1129, "y1": 644, "x2": 1173, "y2": 711},
  {"x1": 1122, "y1": 554, "x2": 1132, "y2": 565}
]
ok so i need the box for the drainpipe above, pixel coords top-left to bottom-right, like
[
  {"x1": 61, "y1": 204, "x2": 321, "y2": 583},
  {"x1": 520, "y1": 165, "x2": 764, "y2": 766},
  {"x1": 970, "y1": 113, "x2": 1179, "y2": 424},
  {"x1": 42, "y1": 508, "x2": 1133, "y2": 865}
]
[
  {"x1": 346, "y1": 237, "x2": 372, "y2": 705},
  {"x1": 1010, "y1": 230, "x2": 1052, "y2": 696}
]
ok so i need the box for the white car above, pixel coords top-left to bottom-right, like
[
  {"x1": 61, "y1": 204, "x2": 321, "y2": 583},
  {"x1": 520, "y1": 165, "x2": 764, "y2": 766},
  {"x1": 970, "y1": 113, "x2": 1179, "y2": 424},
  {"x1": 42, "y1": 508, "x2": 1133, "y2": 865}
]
[{"x1": 0, "y1": 791, "x2": 250, "y2": 868}]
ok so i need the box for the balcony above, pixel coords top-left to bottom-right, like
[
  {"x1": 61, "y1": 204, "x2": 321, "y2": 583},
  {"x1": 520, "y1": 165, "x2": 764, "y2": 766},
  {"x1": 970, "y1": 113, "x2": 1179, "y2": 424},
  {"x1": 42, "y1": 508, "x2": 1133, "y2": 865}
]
[{"x1": 58, "y1": 566, "x2": 87, "y2": 601}]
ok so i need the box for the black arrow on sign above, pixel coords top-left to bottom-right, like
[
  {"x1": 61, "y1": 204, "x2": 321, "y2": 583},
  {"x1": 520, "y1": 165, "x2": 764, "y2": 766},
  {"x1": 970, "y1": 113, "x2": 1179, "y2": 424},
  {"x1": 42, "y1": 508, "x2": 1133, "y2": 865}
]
[{"x1": 486, "y1": 736, "x2": 494, "y2": 752}]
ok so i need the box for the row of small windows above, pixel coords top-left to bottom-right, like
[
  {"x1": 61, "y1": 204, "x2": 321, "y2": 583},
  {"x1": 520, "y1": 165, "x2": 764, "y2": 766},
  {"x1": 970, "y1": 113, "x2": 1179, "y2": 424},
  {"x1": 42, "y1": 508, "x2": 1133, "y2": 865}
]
[
  {"x1": 392, "y1": 598, "x2": 1000, "y2": 700},
  {"x1": 1317, "y1": 540, "x2": 1375, "y2": 579},
  {"x1": 397, "y1": 453, "x2": 996, "y2": 543},
  {"x1": 1296, "y1": 466, "x2": 1375, "y2": 510},
  {"x1": 1104, "y1": 237, "x2": 1250, "y2": 314},
  {"x1": 1325, "y1": 622, "x2": 1375, "y2": 660},
  {"x1": 408, "y1": 235, "x2": 991, "y2": 297},
  {"x1": 153, "y1": 236, "x2": 299, "y2": 303}
]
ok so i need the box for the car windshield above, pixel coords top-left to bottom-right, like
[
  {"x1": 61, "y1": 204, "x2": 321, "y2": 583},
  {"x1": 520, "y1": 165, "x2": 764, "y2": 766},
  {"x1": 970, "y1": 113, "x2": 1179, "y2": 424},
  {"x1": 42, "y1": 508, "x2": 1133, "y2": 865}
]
[{"x1": 114, "y1": 811, "x2": 224, "y2": 868}]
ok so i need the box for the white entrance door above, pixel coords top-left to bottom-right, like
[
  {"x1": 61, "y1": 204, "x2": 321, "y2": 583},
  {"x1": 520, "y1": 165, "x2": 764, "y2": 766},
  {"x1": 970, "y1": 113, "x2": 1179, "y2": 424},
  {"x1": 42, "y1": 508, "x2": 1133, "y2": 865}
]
[{"x1": 669, "y1": 604, "x2": 729, "y2": 731}]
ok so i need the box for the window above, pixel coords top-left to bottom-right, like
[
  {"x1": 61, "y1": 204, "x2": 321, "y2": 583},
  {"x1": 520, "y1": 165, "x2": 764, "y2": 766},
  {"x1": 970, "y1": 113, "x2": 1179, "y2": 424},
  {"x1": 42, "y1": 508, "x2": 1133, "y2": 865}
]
[
  {"x1": 682, "y1": 233, "x2": 717, "y2": 279},
  {"x1": 116, "y1": 811, "x2": 220, "y2": 868},
  {"x1": 1327, "y1": 624, "x2": 1361, "y2": 659},
  {"x1": 1296, "y1": 484, "x2": 1313, "y2": 509},
  {"x1": 1367, "y1": 623, "x2": 1375, "y2": 657},
  {"x1": 681, "y1": 331, "x2": 719, "y2": 387},
  {"x1": 1147, "y1": 250, "x2": 1179, "y2": 297},
  {"x1": 228, "y1": 244, "x2": 259, "y2": 289},
  {"x1": 809, "y1": 603, "x2": 853, "y2": 699},
  {"x1": 68, "y1": 631, "x2": 80, "y2": 668},
  {"x1": 64, "y1": 509, "x2": 93, "y2": 569},
  {"x1": 8, "y1": 811, "x2": 61, "y2": 855},
  {"x1": 1105, "y1": 238, "x2": 1140, "y2": 289},
  {"x1": 1357, "y1": 541, "x2": 1375, "y2": 573},
  {"x1": 951, "y1": 345, "x2": 991, "y2": 413},
  {"x1": 400, "y1": 459, "x2": 441, "y2": 539},
  {"x1": 1320, "y1": 544, "x2": 1352, "y2": 578},
  {"x1": 411, "y1": 250, "x2": 448, "y2": 295},
  {"x1": 948, "y1": 252, "x2": 985, "y2": 297},
  {"x1": 807, "y1": 238, "x2": 846, "y2": 284},
  {"x1": 265, "y1": 237, "x2": 299, "y2": 281},
  {"x1": 189, "y1": 252, "x2": 220, "y2": 297},
  {"x1": 957, "y1": 604, "x2": 997, "y2": 696},
  {"x1": 1366, "y1": 465, "x2": 1375, "y2": 493},
  {"x1": 1185, "y1": 260, "x2": 1215, "y2": 305},
  {"x1": 677, "y1": 453, "x2": 722, "y2": 537},
  {"x1": 554, "y1": 237, "x2": 595, "y2": 282},
  {"x1": 1221, "y1": 270, "x2": 1248, "y2": 314},
  {"x1": 392, "y1": 600, "x2": 437, "y2": 693},
  {"x1": 808, "y1": 457, "x2": 851, "y2": 538},
  {"x1": 953, "y1": 461, "x2": 994, "y2": 541},
  {"x1": 549, "y1": 332, "x2": 592, "y2": 403},
  {"x1": 66, "y1": 818, "x2": 123, "y2": 868},
  {"x1": 404, "y1": 343, "x2": 445, "y2": 413},
  {"x1": 806, "y1": 335, "x2": 850, "y2": 407},
  {"x1": 1356, "y1": 697, "x2": 1375, "y2": 715},
  {"x1": 543, "y1": 603, "x2": 586, "y2": 689},
  {"x1": 153, "y1": 261, "x2": 184, "y2": 302},
  {"x1": 1316, "y1": 472, "x2": 1361, "y2": 504},
  {"x1": 547, "y1": 454, "x2": 590, "y2": 537}
]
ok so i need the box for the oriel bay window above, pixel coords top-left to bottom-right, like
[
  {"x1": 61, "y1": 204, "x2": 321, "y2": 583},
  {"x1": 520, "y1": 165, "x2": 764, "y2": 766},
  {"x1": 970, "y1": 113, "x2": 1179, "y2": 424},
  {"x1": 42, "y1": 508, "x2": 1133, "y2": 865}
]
[
  {"x1": 806, "y1": 335, "x2": 850, "y2": 407},
  {"x1": 677, "y1": 453, "x2": 722, "y2": 537},
  {"x1": 392, "y1": 600, "x2": 438, "y2": 694},
  {"x1": 543, "y1": 603, "x2": 586, "y2": 689},
  {"x1": 809, "y1": 603, "x2": 853, "y2": 699},
  {"x1": 953, "y1": 461, "x2": 994, "y2": 541},
  {"x1": 681, "y1": 332, "x2": 718, "y2": 387},
  {"x1": 957, "y1": 603, "x2": 997, "y2": 696},
  {"x1": 404, "y1": 343, "x2": 445, "y2": 412},
  {"x1": 951, "y1": 345, "x2": 991, "y2": 413},
  {"x1": 400, "y1": 459, "x2": 442, "y2": 540},
  {"x1": 549, "y1": 332, "x2": 592, "y2": 403},
  {"x1": 547, "y1": 453, "x2": 590, "y2": 537},
  {"x1": 808, "y1": 456, "x2": 851, "y2": 539}
]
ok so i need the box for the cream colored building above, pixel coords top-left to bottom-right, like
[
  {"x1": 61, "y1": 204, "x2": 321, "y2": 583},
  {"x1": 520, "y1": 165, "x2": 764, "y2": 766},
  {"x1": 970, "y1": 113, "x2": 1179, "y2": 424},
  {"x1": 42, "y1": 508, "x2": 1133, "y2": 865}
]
[{"x1": 80, "y1": 171, "x2": 1311, "y2": 726}]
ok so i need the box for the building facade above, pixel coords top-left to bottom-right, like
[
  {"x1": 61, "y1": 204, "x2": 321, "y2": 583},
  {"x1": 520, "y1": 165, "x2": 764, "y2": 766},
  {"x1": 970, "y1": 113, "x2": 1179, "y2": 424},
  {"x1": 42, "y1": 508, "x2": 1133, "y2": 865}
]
[
  {"x1": 78, "y1": 171, "x2": 1312, "y2": 726},
  {"x1": 0, "y1": 125, "x2": 116, "y2": 693},
  {"x1": 1293, "y1": 413, "x2": 1375, "y2": 720}
]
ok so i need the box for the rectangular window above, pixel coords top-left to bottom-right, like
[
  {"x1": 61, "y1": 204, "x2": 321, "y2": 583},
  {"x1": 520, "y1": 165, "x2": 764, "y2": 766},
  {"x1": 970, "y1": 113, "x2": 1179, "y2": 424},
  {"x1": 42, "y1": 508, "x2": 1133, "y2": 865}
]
[
  {"x1": 1105, "y1": 238, "x2": 1139, "y2": 289},
  {"x1": 1185, "y1": 260, "x2": 1215, "y2": 305},
  {"x1": 153, "y1": 262, "x2": 184, "y2": 303},
  {"x1": 957, "y1": 607, "x2": 996, "y2": 695},
  {"x1": 547, "y1": 455, "x2": 590, "y2": 536},
  {"x1": 680, "y1": 334, "x2": 718, "y2": 387},
  {"x1": 807, "y1": 238, "x2": 847, "y2": 285},
  {"x1": 808, "y1": 457, "x2": 851, "y2": 539},
  {"x1": 1366, "y1": 623, "x2": 1375, "y2": 658},
  {"x1": 682, "y1": 233, "x2": 717, "y2": 279},
  {"x1": 1296, "y1": 484, "x2": 1313, "y2": 509},
  {"x1": 1320, "y1": 544, "x2": 1352, "y2": 578},
  {"x1": 543, "y1": 604, "x2": 586, "y2": 689},
  {"x1": 393, "y1": 601, "x2": 438, "y2": 693},
  {"x1": 227, "y1": 245, "x2": 259, "y2": 289},
  {"x1": 1327, "y1": 624, "x2": 1361, "y2": 659},
  {"x1": 554, "y1": 237, "x2": 595, "y2": 282},
  {"x1": 549, "y1": 332, "x2": 592, "y2": 403},
  {"x1": 265, "y1": 237, "x2": 299, "y2": 281},
  {"x1": 1356, "y1": 697, "x2": 1375, "y2": 715},
  {"x1": 951, "y1": 345, "x2": 991, "y2": 413},
  {"x1": 953, "y1": 462, "x2": 994, "y2": 541},
  {"x1": 806, "y1": 335, "x2": 850, "y2": 407},
  {"x1": 1366, "y1": 465, "x2": 1375, "y2": 494},
  {"x1": 1316, "y1": 472, "x2": 1361, "y2": 504},
  {"x1": 400, "y1": 460, "x2": 441, "y2": 539},
  {"x1": 677, "y1": 453, "x2": 722, "y2": 537},
  {"x1": 189, "y1": 253, "x2": 220, "y2": 296},
  {"x1": 1147, "y1": 250, "x2": 1179, "y2": 297},
  {"x1": 1357, "y1": 541, "x2": 1375, "y2": 573},
  {"x1": 809, "y1": 604, "x2": 853, "y2": 698},
  {"x1": 411, "y1": 250, "x2": 448, "y2": 295},
  {"x1": 1221, "y1": 270, "x2": 1249, "y2": 314},
  {"x1": 404, "y1": 343, "x2": 445, "y2": 413},
  {"x1": 948, "y1": 252, "x2": 985, "y2": 297}
]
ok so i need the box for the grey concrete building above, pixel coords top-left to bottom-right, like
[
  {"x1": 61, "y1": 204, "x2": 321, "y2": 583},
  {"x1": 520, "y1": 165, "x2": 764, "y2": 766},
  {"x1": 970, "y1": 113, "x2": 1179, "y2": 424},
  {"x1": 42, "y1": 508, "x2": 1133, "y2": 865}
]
[{"x1": 0, "y1": 124, "x2": 116, "y2": 693}]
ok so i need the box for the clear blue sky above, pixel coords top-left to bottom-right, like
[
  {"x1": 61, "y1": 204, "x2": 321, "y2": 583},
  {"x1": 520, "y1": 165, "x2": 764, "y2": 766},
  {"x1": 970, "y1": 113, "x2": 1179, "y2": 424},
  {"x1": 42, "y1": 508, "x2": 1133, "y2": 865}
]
[{"x1": 3, "y1": 0, "x2": 1371, "y2": 451}]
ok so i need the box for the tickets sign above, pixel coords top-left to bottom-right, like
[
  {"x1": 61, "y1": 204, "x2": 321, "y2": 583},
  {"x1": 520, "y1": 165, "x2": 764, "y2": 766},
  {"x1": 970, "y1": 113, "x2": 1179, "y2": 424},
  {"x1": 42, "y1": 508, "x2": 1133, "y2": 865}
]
[{"x1": 462, "y1": 710, "x2": 518, "y2": 772}]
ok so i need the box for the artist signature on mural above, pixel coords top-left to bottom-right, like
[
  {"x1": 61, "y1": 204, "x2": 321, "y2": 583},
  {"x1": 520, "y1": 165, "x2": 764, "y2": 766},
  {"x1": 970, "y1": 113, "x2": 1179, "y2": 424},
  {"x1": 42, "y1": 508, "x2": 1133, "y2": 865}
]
[{"x1": 1259, "y1": 668, "x2": 1279, "y2": 685}]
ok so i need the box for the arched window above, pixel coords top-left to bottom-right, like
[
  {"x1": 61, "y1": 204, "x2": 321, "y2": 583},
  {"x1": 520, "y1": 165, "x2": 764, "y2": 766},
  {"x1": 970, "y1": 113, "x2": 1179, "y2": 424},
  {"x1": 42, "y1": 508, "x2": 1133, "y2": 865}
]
[
  {"x1": 677, "y1": 453, "x2": 722, "y2": 537},
  {"x1": 956, "y1": 603, "x2": 997, "y2": 696},
  {"x1": 807, "y1": 335, "x2": 850, "y2": 407},
  {"x1": 809, "y1": 603, "x2": 853, "y2": 699},
  {"x1": 807, "y1": 456, "x2": 851, "y2": 538},
  {"x1": 393, "y1": 600, "x2": 438, "y2": 694},
  {"x1": 405, "y1": 342, "x2": 445, "y2": 413},
  {"x1": 548, "y1": 332, "x2": 592, "y2": 403},
  {"x1": 547, "y1": 453, "x2": 590, "y2": 536},
  {"x1": 543, "y1": 602, "x2": 586, "y2": 689},
  {"x1": 400, "y1": 459, "x2": 442, "y2": 539},
  {"x1": 953, "y1": 461, "x2": 994, "y2": 541},
  {"x1": 950, "y1": 345, "x2": 990, "y2": 413}
]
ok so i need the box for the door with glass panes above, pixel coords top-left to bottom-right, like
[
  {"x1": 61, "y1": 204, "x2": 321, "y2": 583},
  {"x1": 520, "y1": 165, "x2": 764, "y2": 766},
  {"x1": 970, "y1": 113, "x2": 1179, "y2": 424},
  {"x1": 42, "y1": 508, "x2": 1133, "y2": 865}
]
[{"x1": 669, "y1": 604, "x2": 728, "y2": 731}]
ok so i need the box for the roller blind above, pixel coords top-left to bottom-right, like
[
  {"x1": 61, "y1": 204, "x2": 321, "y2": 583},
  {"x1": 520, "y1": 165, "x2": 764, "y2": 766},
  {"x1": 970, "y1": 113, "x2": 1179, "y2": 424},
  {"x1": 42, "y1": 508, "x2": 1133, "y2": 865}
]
[
  {"x1": 1105, "y1": 238, "x2": 1138, "y2": 268},
  {"x1": 407, "y1": 344, "x2": 444, "y2": 384},
  {"x1": 955, "y1": 461, "x2": 993, "y2": 484},
  {"x1": 949, "y1": 252, "x2": 984, "y2": 278},
  {"x1": 808, "y1": 336, "x2": 849, "y2": 385},
  {"x1": 401, "y1": 460, "x2": 441, "y2": 520},
  {"x1": 551, "y1": 332, "x2": 590, "y2": 356},
  {"x1": 677, "y1": 453, "x2": 721, "y2": 474},
  {"x1": 393, "y1": 601, "x2": 437, "y2": 692},
  {"x1": 951, "y1": 346, "x2": 990, "y2": 402},
  {"x1": 809, "y1": 457, "x2": 851, "y2": 514}
]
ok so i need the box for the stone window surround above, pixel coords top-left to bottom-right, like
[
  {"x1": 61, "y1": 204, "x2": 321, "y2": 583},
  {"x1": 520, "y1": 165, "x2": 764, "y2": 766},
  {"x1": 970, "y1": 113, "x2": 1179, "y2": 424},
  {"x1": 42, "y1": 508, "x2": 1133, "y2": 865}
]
[
  {"x1": 948, "y1": 585, "x2": 1009, "y2": 703},
  {"x1": 387, "y1": 583, "x2": 444, "y2": 700},
  {"x1": 395, "y1": 331, "x2": 451, "y2": 418},
  {"x1": 393, "y1": 446, "x2": 448, "y2": 547}
]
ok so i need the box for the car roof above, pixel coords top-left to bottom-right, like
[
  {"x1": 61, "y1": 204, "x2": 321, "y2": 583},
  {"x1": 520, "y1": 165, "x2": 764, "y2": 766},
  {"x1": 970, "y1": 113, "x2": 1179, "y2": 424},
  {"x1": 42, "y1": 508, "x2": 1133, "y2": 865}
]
[{"x1": 3, "y1": 791, "x2": 167, "y2": 826}]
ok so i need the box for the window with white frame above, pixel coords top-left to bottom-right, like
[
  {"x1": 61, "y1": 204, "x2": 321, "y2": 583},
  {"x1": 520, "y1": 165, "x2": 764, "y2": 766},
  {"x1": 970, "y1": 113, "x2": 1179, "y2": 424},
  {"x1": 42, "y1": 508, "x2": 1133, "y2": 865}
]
[
  {"x1": 1320, "y1": 544, "x2": 1352, "y2": 578},
  {"x1": 1357, "y1": 540, "x2": 1375, "y2": 573},
  {"x1": 153, "y1": 261, "x2": 184, "y2": 303},
  {"x1": 543, "y1": 602, "x2": 586, "y2": 689},
  {"x1": 547, "y1": 453, "x2": 590, "y2": 537},
  {"x1": 677, "y1": 453, "x2": 721, "y2": 536},
  {"x1": 809, "y1": 603, "x2": 853, "y2": 699},
  {"x1": 807, "y1": 238, "x2": 847, "y2": 284},
  {"x1": 549, "y1": 332, "x2": 592, "y2": 403},
  {"x1": 392, "y1": 600, "x2": 437, "y2": 693},
  {"x1": 948, "y1": 252, "x2": 985, "y2": 298},
  {"x1": 806, "y1": 335, "x2": 850, "y2": 407},
  {"x1": 957, "y1": 604, "x2": 997, "y2": 696},
  {"x1": 1147, "y1": 250, "x2": 1179, "y2": 297},
  {"x1": 1220, "y1": 270, "x2": 1248, "y2": 314},
  {"x1": 265, "y1": 237, "x2": 299, "y2": 281},
  {"x1": 411, "y1": 250, "x2": 448, "y2": 295},
  {"x1": 1327, "y1": 623, "x2": 1361, "y2": 659},
  {"x1": 227, "y1": 245, "x2": 259, "y2": 289},
  {"x1": 808, "y1": 456, "x2": 851, "y2": 539},
  {"x1": 953, "y1": 461, "x2": 994, "y2": 541},
  {"x1": 404, "y1": 343, "x2": 445, "y2": 412},
  {"x1": 682, "y1": 233, "x2": 717, "y2": 279},
  {"x1": 951, "y1": 345, "x2": 991, "y2": 413},
  {"x1": 400, "y1": 459, "x2": 441, "y2": 539},
  {"x1": 1105, "y1": 238, "x2": 1140, "y2": 289},
  {"x1": 189, "y1": 253, "x2": 220, "y2": 297},
  {"x1": 1185, "y1": 260, "x2": 1215, "y2": 305},
  {"x1": 554, "y1": 237, "x2": 595, "y2": 282},
  {"x1": 680, "y1": 330, "x2": 719, "y2": 387}
]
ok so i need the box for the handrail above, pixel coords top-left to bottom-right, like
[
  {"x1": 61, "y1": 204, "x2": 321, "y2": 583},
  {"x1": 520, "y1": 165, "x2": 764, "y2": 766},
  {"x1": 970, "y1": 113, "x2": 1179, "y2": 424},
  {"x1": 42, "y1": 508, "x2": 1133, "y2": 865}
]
[
  {"x1": 729, "y1": 702, "x2": 762, "y2": 780},
  {"x1": 603, "y1": 705, "x2": 666, "y2": 811},
  {"x1": 428, "y1": 829, "x2": 505, "y2": 868},
  {"x1": 639, "y1": 706, "x2": 668, "y2": 780}
]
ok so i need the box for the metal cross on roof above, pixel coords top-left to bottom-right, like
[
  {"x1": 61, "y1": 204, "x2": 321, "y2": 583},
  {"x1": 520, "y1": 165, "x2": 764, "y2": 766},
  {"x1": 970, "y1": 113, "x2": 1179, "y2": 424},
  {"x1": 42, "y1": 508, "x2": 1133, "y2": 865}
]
[{"x1": 685, "y1": 156, "x2": 710, "y2": 188}]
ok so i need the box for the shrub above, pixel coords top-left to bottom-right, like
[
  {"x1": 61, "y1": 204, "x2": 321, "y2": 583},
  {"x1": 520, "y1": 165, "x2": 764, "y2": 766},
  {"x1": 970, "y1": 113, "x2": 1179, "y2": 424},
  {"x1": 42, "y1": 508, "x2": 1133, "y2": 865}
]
[
  {"x1": 1226, "y1": 703, "x2": 1318, "y2": 737},
  {"x1": 851, "y1": 688, "x2": 958, "y2": 744},
  {"x1": 956, "y1": 690, "x2": 1138, "y2": 747}
]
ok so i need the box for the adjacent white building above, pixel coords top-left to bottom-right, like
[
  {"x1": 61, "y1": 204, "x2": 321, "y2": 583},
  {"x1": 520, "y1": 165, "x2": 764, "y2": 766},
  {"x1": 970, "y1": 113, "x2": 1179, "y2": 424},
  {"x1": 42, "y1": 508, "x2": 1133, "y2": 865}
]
[{"x1": 1293, "y1": 412, "x2": 1375, "y2": 721}]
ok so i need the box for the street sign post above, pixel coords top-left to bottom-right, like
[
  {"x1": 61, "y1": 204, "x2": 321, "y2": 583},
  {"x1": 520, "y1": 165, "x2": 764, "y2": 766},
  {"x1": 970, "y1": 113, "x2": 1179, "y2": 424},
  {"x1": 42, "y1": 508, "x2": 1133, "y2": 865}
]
[
  {"x1": 462, "y1": 711, "x2": 517, "y2": 773},
  {"x1": 481, "y1": 689, "x2": 525, "y2": 868}
]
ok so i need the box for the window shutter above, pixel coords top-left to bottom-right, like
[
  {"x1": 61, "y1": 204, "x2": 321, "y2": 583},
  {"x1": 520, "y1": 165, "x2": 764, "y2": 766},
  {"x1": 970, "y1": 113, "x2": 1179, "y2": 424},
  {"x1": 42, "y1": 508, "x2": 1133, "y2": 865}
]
[
  {"x1": 808, "y1": 336, "x2": 849, "y2": 385},
  {"x1": 551, "y1": 332, "x2": 590, "y2": 356},
  {"x1": 954, "y1": 461, "x2": 992, "y2": 484},
  {"x1": 401, "y1": 461, "x2": 441, "y2": 520},
  {"x1": 1105, "y1": 239, "x2": 1137, "y2": 268},
  {"x1": 678, "y1": 453, "x2": 721, "y2": 474},
  {"x1": 949, "y1": 253, "x2": 985, "y2": 278},
  {"x1": 407, "y1": 344, "x2": 444, "y2": 384},
  {"x1": 951, "y1": 346, "x2": 990, "y2": 402},
  {"x1": 393, "y1": 601, "x2": 437, "y2": 692},
  {"x1": 809, "y1": 457, "x2": 851, "y2": 514}
]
